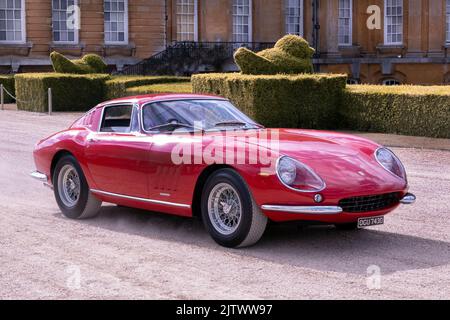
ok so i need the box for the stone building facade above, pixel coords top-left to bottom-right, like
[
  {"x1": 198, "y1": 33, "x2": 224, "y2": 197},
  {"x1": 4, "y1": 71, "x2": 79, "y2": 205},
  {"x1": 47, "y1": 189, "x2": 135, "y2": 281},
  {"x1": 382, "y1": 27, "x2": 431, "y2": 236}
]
[{"x1": 1, "y1": 0, "x2": 450, "y2": 84}]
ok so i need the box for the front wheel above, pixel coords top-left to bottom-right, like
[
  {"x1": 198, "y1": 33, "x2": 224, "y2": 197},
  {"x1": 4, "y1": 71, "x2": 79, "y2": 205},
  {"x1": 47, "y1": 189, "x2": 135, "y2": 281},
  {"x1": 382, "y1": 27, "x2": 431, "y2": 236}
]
[
  {"x1": 201, "y1": 169, "x2": 267, "y2": 248},
  {"x1": 53, "y1": 154, "x2": 102, "y2": 219}
]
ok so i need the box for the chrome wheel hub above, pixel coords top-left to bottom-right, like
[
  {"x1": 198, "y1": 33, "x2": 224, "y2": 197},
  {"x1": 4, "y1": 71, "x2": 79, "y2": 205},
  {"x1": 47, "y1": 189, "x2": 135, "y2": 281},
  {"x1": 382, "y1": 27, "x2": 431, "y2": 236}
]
[
  {"x1": 208, "y1": 183, "x2": 242, "y2": 235},
  {"x1": 58, "y1": 164, "x2": 80, "y2": 208}
]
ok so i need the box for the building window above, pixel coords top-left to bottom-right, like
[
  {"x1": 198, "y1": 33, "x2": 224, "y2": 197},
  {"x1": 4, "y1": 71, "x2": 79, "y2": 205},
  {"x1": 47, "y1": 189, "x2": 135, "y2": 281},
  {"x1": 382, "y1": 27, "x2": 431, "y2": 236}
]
[
  {"x1": 176, "y1": 0, "x2": 198, "y2": 41},
  {"x1": 232, "y1": 0, "x2": 252, "y2": 43},
  {"x1": 446, "y1": 0, "x2": 450, "y2": 43},
  {"x1": 104, "y1": 0, "x2": 128, "y2": 44},
  {"x1": 52, "y1": 0, "x2": 78, "y2": 43},
  {"x1": 382, "y1": 79, "x2": 401, "y2": 86},
  {"x1": 384, "y1": 0, "x2": 403, "y2": 45},
  {"x1": 285, "y1": 0, "x2": 303, "y2": 36},
  {"x1": 338, "y1": 0, "x2": 352, "y2": 45},
  {"x1": 0, "y1": 0, "x2": 25, "y2": 43}
]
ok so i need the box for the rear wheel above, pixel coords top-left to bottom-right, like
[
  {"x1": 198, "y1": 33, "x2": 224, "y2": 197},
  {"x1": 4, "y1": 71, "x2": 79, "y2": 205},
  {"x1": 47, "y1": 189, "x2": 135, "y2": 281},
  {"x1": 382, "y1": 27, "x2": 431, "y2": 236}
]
[
  {"x1": 53, "y1": 155, "x2": 102, "y2": 219},
  {"x1": 201, "y1": 169, "x2": 267, "y2": 248},
  {"x1": 335, "y1": 222, "x2": 359, "y2": 231}
]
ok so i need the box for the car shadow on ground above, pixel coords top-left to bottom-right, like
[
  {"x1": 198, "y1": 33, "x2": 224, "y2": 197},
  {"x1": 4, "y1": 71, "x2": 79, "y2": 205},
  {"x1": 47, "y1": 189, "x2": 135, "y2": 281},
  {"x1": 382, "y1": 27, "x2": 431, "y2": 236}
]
[{"x1": 69, "y1": 204, "x2": 450, "y2": 276}]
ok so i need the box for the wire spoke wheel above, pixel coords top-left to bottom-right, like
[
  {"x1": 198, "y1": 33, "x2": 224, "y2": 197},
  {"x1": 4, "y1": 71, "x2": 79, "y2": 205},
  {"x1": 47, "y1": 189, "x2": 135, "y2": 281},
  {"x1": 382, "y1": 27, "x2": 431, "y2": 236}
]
[
  {"x1": 207, "y1": 183, "x2": 242, "y2": 235},
  {"x1": 57, "y1": 164, "x2": 81, "y2": 208}
]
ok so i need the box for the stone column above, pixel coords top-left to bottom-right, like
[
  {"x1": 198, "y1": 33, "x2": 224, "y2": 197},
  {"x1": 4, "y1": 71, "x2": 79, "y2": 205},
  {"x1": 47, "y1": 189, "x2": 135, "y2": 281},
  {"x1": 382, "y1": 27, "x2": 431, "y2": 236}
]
[
  {"x1": 325, "y1": 0, "x2": 339, "y2": 56},
  {"x1": 428, "y1": 0, "x2": 445, "y2": 57},
  {"x1": 406, "y1": 0, "x2": 423, "y2": 56}
]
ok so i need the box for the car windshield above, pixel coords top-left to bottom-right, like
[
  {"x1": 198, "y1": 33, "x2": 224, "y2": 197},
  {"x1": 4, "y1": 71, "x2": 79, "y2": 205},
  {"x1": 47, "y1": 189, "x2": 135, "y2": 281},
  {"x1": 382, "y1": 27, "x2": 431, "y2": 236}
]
[{"x1": 142, "y1": 99, "x2": 261, "y2": 132}]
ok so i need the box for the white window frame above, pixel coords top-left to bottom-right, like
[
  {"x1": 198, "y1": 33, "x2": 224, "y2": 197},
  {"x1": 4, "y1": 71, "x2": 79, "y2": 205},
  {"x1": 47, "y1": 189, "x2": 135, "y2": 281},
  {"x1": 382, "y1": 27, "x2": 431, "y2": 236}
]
[
  {"x1": 176, "y1": 0, "x2": 198, "y2": 42},
  {"x1": 52, "y1": 0, "x2": 79, "y2": 44},
  {"x1": 384, "y1": 0, "x2": 403, "y2": 45},
  {"x1": 285, "y1": 0, "x2": 303, "y2": 37},
  {"x1": 446, "y1": 0, "x2": 450, "y2": 43},
  {"x1": 232, "y1": 0, "x2": 252, "y2": 43},
  {"x1": 338, "y1": 0, "x2": 352, "y2": 46},
  {"x1": 104, "y1": 0, "x2": 129, "y2": 45},
  {"x1": 382, "y1": 78, "x2": 401, "y2": 86},
  {"x1": 0, "y1": 0, "x2": 26, "y2": 44}
]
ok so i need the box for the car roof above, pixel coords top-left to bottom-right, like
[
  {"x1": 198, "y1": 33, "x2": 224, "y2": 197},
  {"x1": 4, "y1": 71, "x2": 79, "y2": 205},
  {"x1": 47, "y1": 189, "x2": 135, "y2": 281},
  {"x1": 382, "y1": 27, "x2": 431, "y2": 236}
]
[{"x1": 96, "y1": 93, "x2": 227, "y2": 108}]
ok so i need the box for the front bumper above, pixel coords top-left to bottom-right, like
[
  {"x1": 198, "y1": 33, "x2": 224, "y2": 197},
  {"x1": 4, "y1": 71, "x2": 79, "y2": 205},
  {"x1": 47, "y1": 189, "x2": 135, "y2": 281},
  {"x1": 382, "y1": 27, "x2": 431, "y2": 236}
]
[
  {"x1": 261, "y1": 205, "x2": 343, "y2": 215},
  {"x1": 30, "y1": 171, "x2": 48, "y2": 182},
  {"x1": 30, "y1": 171, "x2": 52, "y2": 189},
  {"x1": 261, "y1": 193, "x2": 416, "y2": 215}
]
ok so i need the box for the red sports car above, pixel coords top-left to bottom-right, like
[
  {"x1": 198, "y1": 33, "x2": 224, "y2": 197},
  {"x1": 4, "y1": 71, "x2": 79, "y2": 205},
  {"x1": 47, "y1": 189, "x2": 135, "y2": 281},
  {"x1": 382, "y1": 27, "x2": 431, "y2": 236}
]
[{"x1": 31, "y1": 94, "x2": 415, "y2": 248}]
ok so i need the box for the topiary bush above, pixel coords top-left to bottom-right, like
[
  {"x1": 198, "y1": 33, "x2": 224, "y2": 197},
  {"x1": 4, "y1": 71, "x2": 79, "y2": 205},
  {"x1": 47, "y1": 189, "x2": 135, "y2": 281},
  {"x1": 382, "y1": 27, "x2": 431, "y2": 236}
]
[
  {"x1": 126, "y1": 82, "x2": 192, "y2": 95},
  {"x1": 0, "y1": 75, "x2": 15, "y2": 103},
  {"x1": 192, "y1": 73, "x2": 347, "y2": 129},
  {"x1": 50, "y1": 51, "x2": 107, "y2": 74},
  {"x1": 105, "y1": 76, "x2": 191, "y2": 99},
  {"x1": 341, "y1": 85, "x2": 450, "y2": 138},
  {"x1": 234, "y1": 35, "x2": 315, "y2": 75},
  {"x1": 15, "y1": 73, "x2": 110, "y2": 112}
]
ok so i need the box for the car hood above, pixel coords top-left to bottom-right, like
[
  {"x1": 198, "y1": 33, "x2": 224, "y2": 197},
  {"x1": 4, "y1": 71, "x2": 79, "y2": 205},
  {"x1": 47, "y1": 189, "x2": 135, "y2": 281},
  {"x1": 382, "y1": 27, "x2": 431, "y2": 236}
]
[{"x1": 239, "y1": 128, "x2": 407, "y2": 193}]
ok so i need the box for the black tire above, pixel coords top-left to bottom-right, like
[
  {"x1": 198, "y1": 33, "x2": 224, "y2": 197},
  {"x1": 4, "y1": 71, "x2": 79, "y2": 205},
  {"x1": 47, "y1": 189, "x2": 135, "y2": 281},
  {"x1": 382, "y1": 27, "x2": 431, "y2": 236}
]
[
  {"x1": 53, "y1": 154, "x2": 102, "y2": 219},
  {"x1": 335, "y1": 222, "x2": 359, "y2": 231},
  {"x1": 201, "y1": 169, "x2": 267, "y2": 248}
]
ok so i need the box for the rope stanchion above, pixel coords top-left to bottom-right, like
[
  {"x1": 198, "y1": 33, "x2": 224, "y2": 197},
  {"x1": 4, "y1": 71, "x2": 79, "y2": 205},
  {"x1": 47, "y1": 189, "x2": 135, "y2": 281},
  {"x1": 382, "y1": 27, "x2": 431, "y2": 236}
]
[{"x1": 1, "y1": 84, "x2": 3, "y2": 110}]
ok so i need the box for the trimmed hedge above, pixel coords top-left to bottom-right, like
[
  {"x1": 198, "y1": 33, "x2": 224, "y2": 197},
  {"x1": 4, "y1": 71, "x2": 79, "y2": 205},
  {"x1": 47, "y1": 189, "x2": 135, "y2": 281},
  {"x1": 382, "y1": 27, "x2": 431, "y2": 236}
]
[
  {"x1": 234, "y1": 35, "x2": 315, "y2": 75},
  {"x1": 192, "y1": 73, "x2": 347, "y2": 129},
  {"x1": 0, "y1": 75, "x2": 15, "y2": 103},
  {"x1": 126, "y1": 82, "x2": 192, "y2": 95},
  {"x1": 15, "y1": 73, "x2": 110, "y2": 112},
  {"x1": 50, "y1": 52, "x2": 107, "y2": 74},
  {"x1": 341, "y1": 85, "x2": 450, "y2": 138},
  {"x1": 106, "y1": 76, "x2": 190, "y2": 99}
]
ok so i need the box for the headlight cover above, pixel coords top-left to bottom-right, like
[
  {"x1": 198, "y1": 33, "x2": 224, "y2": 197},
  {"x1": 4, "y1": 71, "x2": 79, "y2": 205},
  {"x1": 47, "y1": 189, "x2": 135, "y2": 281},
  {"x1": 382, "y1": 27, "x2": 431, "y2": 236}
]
[
  {"x1": 375, "y1": 147, "x2": 407, "y2": 181},
  {"x1": 276, "y1": 156, "x2": 326, "y2": 192}
]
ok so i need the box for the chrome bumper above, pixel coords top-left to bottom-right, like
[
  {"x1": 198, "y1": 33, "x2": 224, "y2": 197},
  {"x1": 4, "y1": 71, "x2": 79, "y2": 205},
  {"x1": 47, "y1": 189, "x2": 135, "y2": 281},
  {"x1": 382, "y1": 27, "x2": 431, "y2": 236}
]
[
  {"x1": 262, "y1": 193, "x2": 416, "y2": 215},
  {"x1": 400, "y1": 193, "x2": 416, "y2": 204},
  {"x1": 261, "y1": 205, "x2": 343, "y2": 215},
  {"x1": 30, "y1": 171, "x2": 48, "y2": 182}
]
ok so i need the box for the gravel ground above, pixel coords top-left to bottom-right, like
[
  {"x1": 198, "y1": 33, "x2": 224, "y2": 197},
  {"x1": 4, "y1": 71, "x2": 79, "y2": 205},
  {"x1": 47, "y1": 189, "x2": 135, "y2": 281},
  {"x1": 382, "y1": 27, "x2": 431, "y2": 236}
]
[{"x1": 0, "y1": 110, "x2": 449, "y2": 300}]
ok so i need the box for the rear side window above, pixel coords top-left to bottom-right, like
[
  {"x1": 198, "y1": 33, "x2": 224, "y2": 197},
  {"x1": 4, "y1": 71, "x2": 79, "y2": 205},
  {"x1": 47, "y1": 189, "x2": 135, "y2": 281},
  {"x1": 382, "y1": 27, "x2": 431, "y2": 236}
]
[{"x1": 100, "y1": 105, "x2": 132, "y2": 133}]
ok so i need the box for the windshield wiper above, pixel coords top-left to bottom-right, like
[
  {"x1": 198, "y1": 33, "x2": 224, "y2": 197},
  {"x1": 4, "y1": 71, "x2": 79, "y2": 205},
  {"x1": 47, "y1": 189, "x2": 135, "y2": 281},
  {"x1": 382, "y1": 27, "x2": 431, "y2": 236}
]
[
  {"x1": 214, "y1": 121, "x2": 264, "y2": 130},
  {"x1": 214, "y1": 121, "x2": 248, "y2": 127},
  {"x1": 147, "y1": 122, "x2": 203, "y2": 132}
]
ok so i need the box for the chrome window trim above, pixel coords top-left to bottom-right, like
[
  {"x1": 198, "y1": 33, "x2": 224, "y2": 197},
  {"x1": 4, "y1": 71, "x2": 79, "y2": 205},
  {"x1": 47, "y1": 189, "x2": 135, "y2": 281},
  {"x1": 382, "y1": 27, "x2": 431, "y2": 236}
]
[
  {"x1": 97, "y1": 102, "x2": 135, "y2": 133},
  {"x1": 90, "y1": 189, "x2": 191, "y2": 209},
  {"x1": 275, "y1": 156, "x2": 326, "y2": 193}
]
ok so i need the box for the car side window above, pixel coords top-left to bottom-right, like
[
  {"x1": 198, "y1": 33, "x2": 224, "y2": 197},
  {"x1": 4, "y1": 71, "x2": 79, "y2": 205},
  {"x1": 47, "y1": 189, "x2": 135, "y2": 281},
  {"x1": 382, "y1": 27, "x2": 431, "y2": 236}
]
[
  {"x1": 100, "y1": 105, "x2": 132, "y2": 133},
  {"x1": 130, "y1": 104, "x2": 140, "y2": 133}
]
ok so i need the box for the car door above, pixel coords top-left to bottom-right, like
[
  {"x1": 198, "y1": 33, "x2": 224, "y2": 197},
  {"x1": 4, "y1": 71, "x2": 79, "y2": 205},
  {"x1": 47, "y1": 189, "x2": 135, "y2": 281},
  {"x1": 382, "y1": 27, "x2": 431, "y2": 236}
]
[
  {"x1": 84, "y1": 103, "x2": 151, "y2": 198},
  {"x1": 141, "y1": 101, "x2": 206, "y2": 210}
]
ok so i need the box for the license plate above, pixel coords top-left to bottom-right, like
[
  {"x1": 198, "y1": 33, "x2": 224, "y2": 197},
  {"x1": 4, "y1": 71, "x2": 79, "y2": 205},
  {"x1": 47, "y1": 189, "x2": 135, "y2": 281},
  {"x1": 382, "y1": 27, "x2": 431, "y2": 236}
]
[{"x1": 357, "y1": 216, "x2": 384, "y2": 228}]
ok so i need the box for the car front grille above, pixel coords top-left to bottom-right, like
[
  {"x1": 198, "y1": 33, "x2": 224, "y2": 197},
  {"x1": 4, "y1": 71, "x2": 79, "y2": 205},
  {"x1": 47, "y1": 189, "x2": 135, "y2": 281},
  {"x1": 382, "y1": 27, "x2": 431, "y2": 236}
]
[{"x1": 339, "y1": 192, "x2": 401, "y2": 213}]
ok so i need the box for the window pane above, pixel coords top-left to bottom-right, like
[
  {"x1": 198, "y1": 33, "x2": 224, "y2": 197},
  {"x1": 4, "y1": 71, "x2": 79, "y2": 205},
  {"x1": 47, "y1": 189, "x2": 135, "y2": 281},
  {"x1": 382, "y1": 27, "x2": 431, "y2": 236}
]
[
  {"x1": 104, "y1": 0, "x2": 127, "y2": 43},
  {"x1": 233, "y1": 0, "x2": 250, "y2": 42},
  {"x1": 176, "y1": 0, "x2": 196, "y2": 41},
  {"x1": 0, "y1": 0, "x2": 23, "y2": 42},
  {"x1": 52, "y1": 0, "x2": 78, "y2": 43},
  {"x1": 338, "y1": 0, "x2": 352, "y2": 45},
  {"x1": 285, "y1": 0, "x2": 303, "y2": 36},
  {"x1": 385, "y1": 0, "x2": 403, "y2": 44}
]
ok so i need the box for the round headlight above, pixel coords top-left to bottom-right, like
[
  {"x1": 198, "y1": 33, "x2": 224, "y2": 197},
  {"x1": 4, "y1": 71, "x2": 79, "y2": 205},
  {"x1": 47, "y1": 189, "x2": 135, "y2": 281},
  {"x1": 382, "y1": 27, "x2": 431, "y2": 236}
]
[
  {"x1": 375, "y1": 148, "x2": 407, "y2": 181},
  {"x1": 276, "y1": 156, "x2": 325, "y2": 192},
  {"x1": 277, "y1": 157, "x2": 297, "y2": 185}
]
